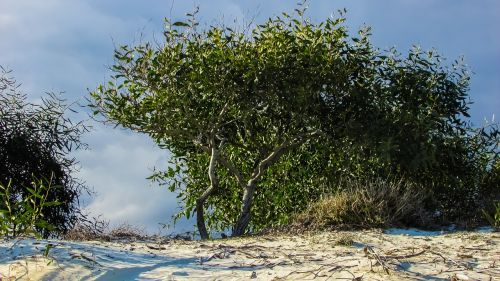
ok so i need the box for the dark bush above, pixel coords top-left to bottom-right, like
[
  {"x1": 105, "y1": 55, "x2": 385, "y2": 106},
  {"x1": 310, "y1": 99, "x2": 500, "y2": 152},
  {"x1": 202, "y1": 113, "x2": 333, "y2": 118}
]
[{"x1": 0, "y1": 67, "x2": 88, "y2": 237}]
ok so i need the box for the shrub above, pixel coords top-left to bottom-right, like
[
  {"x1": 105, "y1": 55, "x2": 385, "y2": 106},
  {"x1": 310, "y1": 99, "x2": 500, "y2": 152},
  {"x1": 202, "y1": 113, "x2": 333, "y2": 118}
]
[
  {"x1": 0, "y1": 176, "x2": 61, "y2": 238},
  {"x1": 1, "y1": 67, "x2": 88, "y2": 237},
  {"x1": 294, "y1": 177, "x2": 426, "y2": 229},
  {"x1": 89, "y1": 5, "x2": 498, "y2": 235}
]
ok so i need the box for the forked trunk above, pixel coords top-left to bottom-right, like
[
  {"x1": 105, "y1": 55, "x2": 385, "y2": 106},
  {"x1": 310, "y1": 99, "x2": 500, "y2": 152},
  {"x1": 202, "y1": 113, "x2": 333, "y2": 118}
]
[
  {"x1": 232, "y1": 183, "x2": 256, "y2": 236},
  {"x1": 228, "y1": 133, "x2": 314, "y2": 236}
]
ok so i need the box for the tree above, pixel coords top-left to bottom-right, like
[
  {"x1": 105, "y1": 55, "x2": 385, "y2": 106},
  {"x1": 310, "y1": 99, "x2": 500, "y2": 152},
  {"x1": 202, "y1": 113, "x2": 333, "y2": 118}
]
[
  {"x1": 0, "y1": 67, "x2": 88, "y2": 237},
  {"x1": 91, "y1": 7, "x2": 382, "y2": 238},
  {"x1": 91, "y1": 7, "x2": 498, "y2": 238}
]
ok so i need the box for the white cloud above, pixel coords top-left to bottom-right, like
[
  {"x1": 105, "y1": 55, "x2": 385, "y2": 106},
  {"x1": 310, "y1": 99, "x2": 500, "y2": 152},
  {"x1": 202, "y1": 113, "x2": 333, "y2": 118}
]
[
  {"x1": 0, "y1": 0, "x2": 163, "y2": 97},
  {"x1": 73, "y1": 125, "x2": 193, "y2": 233}
]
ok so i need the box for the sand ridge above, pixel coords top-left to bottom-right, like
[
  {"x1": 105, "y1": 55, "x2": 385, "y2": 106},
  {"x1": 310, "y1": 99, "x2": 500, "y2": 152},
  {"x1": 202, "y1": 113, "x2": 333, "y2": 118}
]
[{"x1": 0, "y1": 229, "x2": 498, "y2": 280}]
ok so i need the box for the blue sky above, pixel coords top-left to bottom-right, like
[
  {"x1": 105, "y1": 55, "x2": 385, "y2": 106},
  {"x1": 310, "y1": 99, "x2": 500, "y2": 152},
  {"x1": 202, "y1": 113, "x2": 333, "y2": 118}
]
[{"x1": 1, "y1": 0, "x2": 499, "y2": 234}]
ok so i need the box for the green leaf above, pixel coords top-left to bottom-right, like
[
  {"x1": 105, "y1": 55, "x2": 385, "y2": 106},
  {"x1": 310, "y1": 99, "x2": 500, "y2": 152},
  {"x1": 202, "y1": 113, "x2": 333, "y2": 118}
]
[
  {"x1": 44, "y1": 244, "x2": 53, "y2": 257},
  {"x1": 172, "y1": 21, "x2": 189, "y2": 27},
  {"x1": 43, "y1": 201, "x2": 62, "y2": 207}
]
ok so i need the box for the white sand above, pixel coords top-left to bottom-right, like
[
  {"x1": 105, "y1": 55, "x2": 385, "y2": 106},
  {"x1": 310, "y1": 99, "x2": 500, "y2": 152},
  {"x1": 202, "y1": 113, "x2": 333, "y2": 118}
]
[{"x1": 0, "y1": 229, "x2": 498, "y2": 280}]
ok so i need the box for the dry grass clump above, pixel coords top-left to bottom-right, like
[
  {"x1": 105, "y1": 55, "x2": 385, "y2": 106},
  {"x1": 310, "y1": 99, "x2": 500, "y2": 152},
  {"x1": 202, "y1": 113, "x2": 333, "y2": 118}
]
[
  {"x1": 64, "y1": 216, "x2": 145, "y2": 241},
  {"x1": 294, "y1": 177, "x2": 426, "y2": 230},
  {"x1": 108, "y1": 223, "x2": 145, "y2": 240},
  {"x1": 64, "y1": 215, "x2": 110, "y2": 241},
  {"x1": 334, "y1": 233, "x2": 355, "y2": 246}
]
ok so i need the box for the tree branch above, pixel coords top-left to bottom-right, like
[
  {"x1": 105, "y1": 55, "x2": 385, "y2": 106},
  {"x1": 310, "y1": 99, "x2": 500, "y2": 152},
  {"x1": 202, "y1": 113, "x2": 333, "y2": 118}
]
[
  {"x1": 196, "y1": 143, "x2": 246, "y2": 189},
  {"x1": 209, "y1": 101, "x2": 230, "y2": 136},
  {"x1": 217, "y1": 154, "x2": 246, "y2": 189},
  {"x1": 249, "y1": 130, "x2": 319, "y2": 185}
]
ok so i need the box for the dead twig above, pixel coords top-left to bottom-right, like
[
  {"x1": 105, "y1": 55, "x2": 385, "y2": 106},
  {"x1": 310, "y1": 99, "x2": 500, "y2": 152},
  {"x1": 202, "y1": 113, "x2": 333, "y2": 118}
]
[
  {"x1": 384, "y1": 249, "x2": 427, "y2": 260},
  {"x1": 364, "y1": 246, "x2": 391, "y2": 274},
  {"x1": 462, "y1": 246, "x2": 490, "y2": 251},
  {"x1": 69, "y1": 252, "x2": 102, "y2": 267},
  {"x1": 275, "y1": 263, "x2": 358, "y2": 280},
  {"x1": 430, "y1": 250, "x2": 472, "y2": 270},
  {"x1": 146, "y1": 244, "x2": 166, "y2": 251}
]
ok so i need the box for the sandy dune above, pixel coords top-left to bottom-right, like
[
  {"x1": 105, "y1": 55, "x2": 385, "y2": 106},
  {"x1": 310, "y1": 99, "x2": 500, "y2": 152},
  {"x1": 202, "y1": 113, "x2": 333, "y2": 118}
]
[{"x1": 0, "y1": 229, "x2": 498, "y2": 280}]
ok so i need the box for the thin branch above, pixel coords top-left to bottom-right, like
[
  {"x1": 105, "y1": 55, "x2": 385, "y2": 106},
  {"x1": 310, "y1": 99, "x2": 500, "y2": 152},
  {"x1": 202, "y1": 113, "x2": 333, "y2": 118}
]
[
  {"x1": 210, "y1": 101, "x2": 231, "y2": 136},
  {"x1": 249, "y1": 130, "x2": 319, "y2": 184},
  {"x1": 217, "y1": 155, "x2": 247, "y2": 189}
]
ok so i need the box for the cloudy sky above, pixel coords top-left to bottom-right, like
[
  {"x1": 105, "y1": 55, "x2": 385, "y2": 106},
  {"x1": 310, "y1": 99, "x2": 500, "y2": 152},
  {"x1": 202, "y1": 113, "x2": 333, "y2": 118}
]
[{"x1": 1, "y1": 0, "x2": 499, "y2": 234}]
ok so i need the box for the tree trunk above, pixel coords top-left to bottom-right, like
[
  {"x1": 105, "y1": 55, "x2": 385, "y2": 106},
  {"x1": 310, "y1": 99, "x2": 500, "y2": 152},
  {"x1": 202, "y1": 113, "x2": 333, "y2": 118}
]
[
  {"x1": 196, "y1": 146, "x2": 219, "y2": 240},
  {"x1": 196, "y1": 198, "x2": 210, "y2": 240},
  {"x1": 232, "y1": 183, "x2": 256, "y2": 236}
]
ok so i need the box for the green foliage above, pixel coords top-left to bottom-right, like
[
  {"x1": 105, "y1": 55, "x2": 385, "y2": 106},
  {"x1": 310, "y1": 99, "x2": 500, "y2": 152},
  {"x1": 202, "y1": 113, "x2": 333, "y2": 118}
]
[
  {"x1": 91, "y1": 5, "x2": 499, "y2": 234},
  {"x1": 0, "y1": 67, "x2": 88, "y2": 237},
  {"x1": 91, "y1": 6, "x2": 373, "y2": 236},
  {"x1": 0, "y1": 176, "x2": 61, "y2": 238}
]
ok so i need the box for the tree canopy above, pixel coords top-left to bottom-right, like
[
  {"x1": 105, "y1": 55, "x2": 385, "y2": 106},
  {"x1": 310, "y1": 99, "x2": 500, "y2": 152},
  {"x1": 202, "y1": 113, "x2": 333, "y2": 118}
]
[{"x1": 91, "y1": 8, "x2": 499, "y2": 238}]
